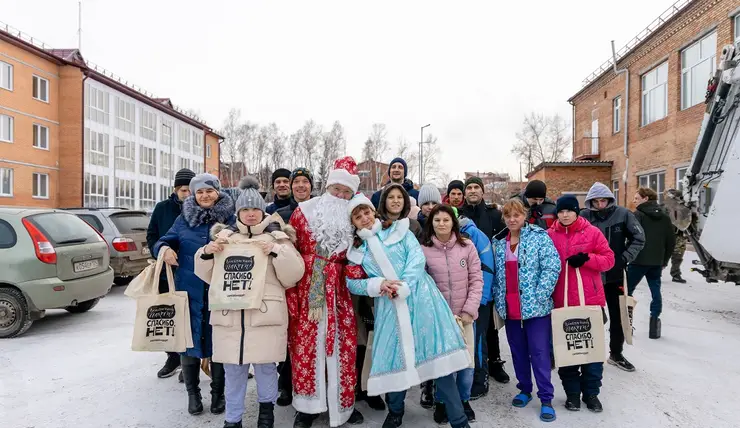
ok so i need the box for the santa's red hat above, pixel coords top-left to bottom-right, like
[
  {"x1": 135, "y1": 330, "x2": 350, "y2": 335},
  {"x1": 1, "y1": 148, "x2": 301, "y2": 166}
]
[{"x1": 326, "y1": 156, "x2": 360, "y2": 193}]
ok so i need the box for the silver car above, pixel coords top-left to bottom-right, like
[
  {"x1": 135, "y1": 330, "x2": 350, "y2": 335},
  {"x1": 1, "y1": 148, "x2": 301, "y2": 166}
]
[
  {"x1": 0, "y1": 208, "x2": 114, "y2": 338},
  {"x1": 63, "y1": 208, "x2": 152, "y2": 285}
]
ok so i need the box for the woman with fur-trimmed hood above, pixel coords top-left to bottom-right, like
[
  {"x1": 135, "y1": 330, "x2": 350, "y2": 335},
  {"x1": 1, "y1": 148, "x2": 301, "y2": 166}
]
[{"x1": 194, "y1": 176, "x2": 305, "y2": 428}]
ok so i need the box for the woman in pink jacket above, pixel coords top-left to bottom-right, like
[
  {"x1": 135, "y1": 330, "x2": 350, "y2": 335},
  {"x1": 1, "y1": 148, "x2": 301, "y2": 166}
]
[
  {"x1": 421, "y1": 204, "x2": 483, "y2": 424},
  {"x1": 547, "y1": 195, "x2": 614, "y2": 413}
]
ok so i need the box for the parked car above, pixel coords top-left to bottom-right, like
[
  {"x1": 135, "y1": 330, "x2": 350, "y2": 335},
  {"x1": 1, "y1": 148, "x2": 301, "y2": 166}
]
[
  {"x1": 0, "y1": 208, "x2": 114, "y2": 338},
  {"x1": 63, "y1": 208, "x2": 152, "y2": 285}
]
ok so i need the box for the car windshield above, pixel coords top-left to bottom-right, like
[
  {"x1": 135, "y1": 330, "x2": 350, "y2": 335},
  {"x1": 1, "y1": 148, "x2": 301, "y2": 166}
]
[
  {"x1": 29, "y1": 213, "x2": 99, "y2": 246},
  {"x1": 109, "y1": 212, "x2": 150, "y2": 234}
]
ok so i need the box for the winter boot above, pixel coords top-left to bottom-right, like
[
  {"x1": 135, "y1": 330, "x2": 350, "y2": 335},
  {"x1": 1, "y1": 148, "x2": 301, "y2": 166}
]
[
  {"x1": 420, "y1": 381, "x2": 434, "y2": 409},
  {"x1": 181, "y1": 358, "x2": 203, "y2": 415},
  {"x1": 382, "y1": 411, "x2": 404, "y2": 428},
  {"x1": 469, "y1": 378, "x2": 489, "y2": 400},
  {"x1": 462, "y1": 401, "x2": 476, "y2": 422},
  {"x1": 158, "y1": 352, "x2": 181, "y2": 378},
  {"x1": 564, "y1": 395, "x2": 581, "y2": 411},
  {"x1": 178, "y1": 370, "x2": 184, "y2": 383},
  {"x1": 607, "y1": 353, "x2": 636, "y2": 372},
  {"x1": 210, "y1": 362, "x2": 226, "y2": 414},
  {"x1": 223, "y1": 421, "x2": 243, "y2": 428},
  {"x1": 672, "y1": 275, "x2": 687, "y2": 284},
  {"x1": 433, "y1": 402, "x2": 448, "y2": 424},
  {"x1": 489, "y1": 359, "x2": 510, "y2": 384},
  {"x1": 365, "y1": 395, "x2": 386, "y2": 411},
  {"x1": 293, "y1": 412, "x2": 316, "y2": 428},
  {"x1": 347, "y1": 409, "x2": 364, "y2": 425},
  {"x1": 649, "y1": 317, "x2": 661, "y2": 339},
  {"x1": 582, "y1": 395, "x2": 603, "y2": 413},
  {"x1": 257, "y1": 402, "x2": 275, "y2": 428},
  {"x1": 277, "y1": 388, "x2": 292, "y2": 406}
]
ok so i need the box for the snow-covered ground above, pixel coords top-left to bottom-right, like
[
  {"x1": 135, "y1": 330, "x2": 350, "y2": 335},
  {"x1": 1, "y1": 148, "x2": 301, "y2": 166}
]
[{"x1": 3, "y1": 253, "x2": 740, "y2": 428}]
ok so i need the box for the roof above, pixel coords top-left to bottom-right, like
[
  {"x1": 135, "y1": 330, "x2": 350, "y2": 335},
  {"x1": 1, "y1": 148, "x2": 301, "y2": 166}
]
[
  {"x1": 526, "y1": 161, "x2": 613, "y2": 178},
  {"x1": 0, "y1": 20, "x2": 222, "y2": 138},
  {"x1": 568, "y1": 0, "x2": 694, "y2": 103}
]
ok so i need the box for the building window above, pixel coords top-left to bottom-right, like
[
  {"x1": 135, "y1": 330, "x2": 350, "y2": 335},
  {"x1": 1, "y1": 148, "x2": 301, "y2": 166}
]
[
  {"x1": 179, "y1": 157, "x2": 191, "y2": 171},
  {"x1": 206, "y1": 144, "x2": 212, "y2": 159},
  {"x1": 140, "y1": 109, "x2": 157, "y2": 141},
  {"x1": 192, "y1": 161, "x2": 203, "y2": 173},
  {"x1": 0, "y1": 168, "x2": 12, "y2": 197},
  {"x1": 641, "y1": 62, "x2": 668, "y2": 126},
  {"x1": 676, "y1": 167, "x2": 688, "y2": 192},
  {"x1": 612, "y1": 180, "x2": 620, "y2": 205},
  {"x1": 140, "y1": 145, "x2": 156, "y2": 176},
  {"x1": 115, "y1": 178, "x2": 135, "y2": 209},
  {"x1": 681, "y1": 31, "x2": 717, "y2": 110},
  {"x1": 32, "y1": 173, "x2": 49, "y2": 199},
  {"x1": 84, "y1": 173, "x2": 109, "y2": 207},
  {"x1": 0, "y1": 61, "x2": 12, "y2": 91},
  {"x1": 0, "y1": 114, "x2": 13, "y2": 142},
  {"x1": 85, "y1": 84, "x2": 110, "y2": 125},
  {"x1": 115, "y1": 97, "x2": 135, "y2": 133},
  {"x1": 162, "y1": 120, "x2": 173, "y2": 147},
  {"x1": 85, "y1": 129, "x2": 110, "y2": 167},
  {"x1": 192, "y1": 130, "x2": 203, "y2": 156},
  {"x1": 160, "y1": 151, "x2": 173, "y2": 180},
  {"x1": 179, "y1": 126, "x2": 191, "y2": 153},
  {"x1": 32, "y1": 75, "x2": 49, "y2": 102},
  {"x1": 140, "y1": 182, "x2": 156, "y2": 211},
  {"x1": 33, "y1": 124, "x2": 49, "y2": 150},
  {"x1": 613, "y1": 96, "x2": 621, "y2": 133},
  {"x1": 638, "y1": 171, "x2": 666, "y2": 204},
  {"x1": 159, "y1": 184, "x2": 169, "y2": 201},
  {"x1": 114, "y1": 138, "x2": 136, "y2": 172}
]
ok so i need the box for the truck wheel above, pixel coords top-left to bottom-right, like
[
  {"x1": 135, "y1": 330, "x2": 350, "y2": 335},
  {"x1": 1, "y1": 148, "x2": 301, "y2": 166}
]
[
  {"x1": 0, "y1": 287, "x2": 33, "y2": 338},
  {"x1": 65, "y1": 298, "x2": 100, "y2": 314}
]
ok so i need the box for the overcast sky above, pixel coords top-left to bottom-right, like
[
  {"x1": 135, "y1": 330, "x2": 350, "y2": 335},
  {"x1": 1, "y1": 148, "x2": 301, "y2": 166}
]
[{"x1": 4, "y1": 0, "x2": 676, "y2": 182}]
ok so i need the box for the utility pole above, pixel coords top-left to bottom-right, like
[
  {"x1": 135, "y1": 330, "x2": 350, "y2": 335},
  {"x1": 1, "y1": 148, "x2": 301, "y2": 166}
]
[
  {"x1": 77, "y1": 1, "x2": 82, "y2": 51},
  {"x1": 419, "y1": 124, "x2": 430, "y2": 184}
]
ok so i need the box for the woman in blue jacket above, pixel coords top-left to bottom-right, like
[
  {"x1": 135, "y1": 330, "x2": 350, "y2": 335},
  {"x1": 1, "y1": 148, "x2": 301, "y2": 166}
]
[{"x1": 154, "y1": 173, "x2": 236, "y2": 417}]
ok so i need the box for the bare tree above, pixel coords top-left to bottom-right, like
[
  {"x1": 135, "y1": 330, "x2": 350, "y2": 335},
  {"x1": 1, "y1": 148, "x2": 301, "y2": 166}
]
[
  {"x1": 254, "y1": 125, "x2": 272, "y2": 189},
  {"x1": 318, "y1": 121, "x2": 345, "y2": 188},
  {"x1": 511, "y1": 113, "x2": 571, "y2": 173},
  {"x1": 236, "y1": 121, "x2": 258, "y2": 178},
  {"x1": 300, "y1": 120, "x2": 323, "y2": 172},
  {"x1": 220, "y1": 109, "x2": 244, "y2": 186},
  {"x1": 267, "y1": 123, "x2": 286, "y2": 172},
  {"x1": 420, "y1": 134, "x2": 441, "y2": 184},
  {"x1": 435, "y1": 171, "x2": 455, "y2": 189},
  {"x1": 287, "y1": 131, "x2": 301, "y2": 169},
  {"x1": 362, "y1": 123, "x2": 389, "y2": 162},
  {"x1": 396, "y1": 137, "x2": 419, "y2": 181}
]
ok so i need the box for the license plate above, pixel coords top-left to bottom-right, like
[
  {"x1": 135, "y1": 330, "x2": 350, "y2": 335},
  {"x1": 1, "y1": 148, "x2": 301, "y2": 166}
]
[
  {"x1": 141, "y1": 246, "x2": 151, "y2": 256},
  {"x1": 74, "y1": 259, "x2": 100, "y2": 273}
]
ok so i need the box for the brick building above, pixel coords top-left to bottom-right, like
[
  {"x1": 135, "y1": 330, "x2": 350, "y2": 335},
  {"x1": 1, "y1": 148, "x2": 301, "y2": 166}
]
[
  {"x1": 565, "y1": 0, "x2": 740, "y2": 208},
  {"x1": 463, "y1": 171, "x2": 511, "y2": 205},
  {"x1": 0, "y1": 22, "x2": 221, "y2": 210},
  {"x1": 526, "y1": 161, "x2": 613, "y2": 206},
  {"x1": 357, "y1": 160, "x2": 390, "y2": 196}
]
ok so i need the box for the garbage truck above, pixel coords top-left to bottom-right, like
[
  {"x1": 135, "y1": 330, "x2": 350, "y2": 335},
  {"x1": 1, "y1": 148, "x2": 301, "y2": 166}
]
[{"x1": 665, "y1": 43, "x2": 740, "y2": 285}]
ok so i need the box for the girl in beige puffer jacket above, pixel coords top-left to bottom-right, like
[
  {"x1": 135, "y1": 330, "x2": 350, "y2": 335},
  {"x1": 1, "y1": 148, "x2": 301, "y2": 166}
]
[{"x1": 194, "y1": 177, "x2": 305, "y2": 428}]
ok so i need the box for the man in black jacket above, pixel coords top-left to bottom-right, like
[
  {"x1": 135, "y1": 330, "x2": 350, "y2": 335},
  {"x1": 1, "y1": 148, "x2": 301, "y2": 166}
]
[
  {"x1": 275, "y1": 167, "x2": 314, "y2": 407},
  {"x1": 146, "y1": 168, "x2": 194, "y2": 379},
  {"x1": 266, "y1": 168, "x2": 293, "y2": 214},
  {"x1": 581, "y1": 182, "x2": 645, "y2": 372},
  {"x1": 515, "y1": 180, "x2": 558, "y2": 230},
  {"x1": 460, "y1": 176, "x2": 510, "y2": 386},
  {"x1": 628, "y1": 188, "x2": 676, "y2": 339}
]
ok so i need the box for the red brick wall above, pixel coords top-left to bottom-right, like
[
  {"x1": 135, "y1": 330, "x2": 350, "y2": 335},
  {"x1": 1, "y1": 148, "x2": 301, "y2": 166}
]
[
  {"x1": 571, "y1": 0, "x2": 737, "y2": 207},
  {"x1": 57, "y1": 66, "x2": 84, "y2": 208},
  {"x1": 529, "y1": 166, "x2": 612, "y2": 203}
]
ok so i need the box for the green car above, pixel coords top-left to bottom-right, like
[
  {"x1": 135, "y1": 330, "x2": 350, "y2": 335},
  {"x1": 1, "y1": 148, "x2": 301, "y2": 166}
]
[{"x1": 0, "y1": 208, "x2": 114, "y2": 338}]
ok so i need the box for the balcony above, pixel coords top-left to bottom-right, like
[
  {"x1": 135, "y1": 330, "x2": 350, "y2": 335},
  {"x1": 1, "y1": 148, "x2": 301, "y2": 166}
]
[{"x1": 574, "y1": 137, "x2": 600, "y2": 160}]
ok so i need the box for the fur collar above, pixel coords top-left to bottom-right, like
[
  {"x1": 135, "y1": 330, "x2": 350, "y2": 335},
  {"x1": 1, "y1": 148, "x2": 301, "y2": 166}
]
[
  {"x1": 182, "y1": 192, "x2": 234, "y2": 228},
  {"x1": 210, "y1": 213, "x2": 297, "y2": 244}
]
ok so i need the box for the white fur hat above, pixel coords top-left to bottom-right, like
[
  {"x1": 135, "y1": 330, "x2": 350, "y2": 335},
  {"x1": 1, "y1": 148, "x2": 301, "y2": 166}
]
[
  {"x1": 347, "y1": 194, "x2": 375, "y2": 217},
  {"x1": 326, "y1": 156, "x2": 360, "y2": 193}
]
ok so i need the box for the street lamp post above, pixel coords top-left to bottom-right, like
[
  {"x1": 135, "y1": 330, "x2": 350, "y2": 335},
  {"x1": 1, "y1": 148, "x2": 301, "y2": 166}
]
[{"x1": 419, "y1": 124, "x2": 430, "y2": 185}]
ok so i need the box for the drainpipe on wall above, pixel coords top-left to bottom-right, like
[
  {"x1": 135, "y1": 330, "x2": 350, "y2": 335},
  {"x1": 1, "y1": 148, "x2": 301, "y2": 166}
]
[
  {"x1": 611, "y1": 40, "x2": 629, "y2": 207},
  {"x1": 80, "y1": 72, "x2": 89, "y2": 207},
  {"x1": 569, "y1": 100, "x2": 576, "y2": 159}
]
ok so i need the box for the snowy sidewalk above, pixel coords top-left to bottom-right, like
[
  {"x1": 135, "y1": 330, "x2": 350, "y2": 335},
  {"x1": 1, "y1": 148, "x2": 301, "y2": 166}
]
[{"x1": 2, "y1": 253, "x2": 740, "y2": 428}]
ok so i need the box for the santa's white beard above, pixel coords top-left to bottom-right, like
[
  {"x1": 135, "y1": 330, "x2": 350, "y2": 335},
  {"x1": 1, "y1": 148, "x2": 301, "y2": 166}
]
[{"x1": 313, "y1": 193, "x2": 353, "y2": 255}]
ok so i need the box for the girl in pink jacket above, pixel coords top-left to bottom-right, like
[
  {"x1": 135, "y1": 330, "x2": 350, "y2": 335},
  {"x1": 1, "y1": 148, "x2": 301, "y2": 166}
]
[
  {"x1": 421, "y1": 204, "x2": 483, "y2": 424},
  {"x1": 547, "y1": 195, "x2": 614, "y2": 414}
]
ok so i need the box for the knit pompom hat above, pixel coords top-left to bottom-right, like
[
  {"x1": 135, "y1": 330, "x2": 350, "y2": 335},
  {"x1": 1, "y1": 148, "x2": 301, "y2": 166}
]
[{"x1": 235, "y1": 176, "x2": 266, "y2": 212}]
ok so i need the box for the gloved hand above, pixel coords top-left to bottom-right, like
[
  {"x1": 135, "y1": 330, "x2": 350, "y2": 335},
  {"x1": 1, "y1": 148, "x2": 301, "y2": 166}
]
[{"x1": 567, "y1": 252, "x2": 590, "y2": 268}]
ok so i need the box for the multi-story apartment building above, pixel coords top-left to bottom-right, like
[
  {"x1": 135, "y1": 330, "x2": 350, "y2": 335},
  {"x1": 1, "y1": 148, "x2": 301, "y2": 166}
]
[
  {"x1": 563, "y1": 0, "x2": 740, "y2": 208},
  {"x1": 0, "y1": 22, "x2": 221, "y2": 210}
]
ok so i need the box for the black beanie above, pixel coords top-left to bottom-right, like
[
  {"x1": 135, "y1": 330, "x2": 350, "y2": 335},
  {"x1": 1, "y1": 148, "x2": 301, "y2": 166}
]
[
  {"x1": 525, "y1": 180, "x2": 547, "y2": 199},
  {"x1": 556, "y1": 194, "x2": 580, "y2": 214},
  {"x1": 464, "y1": 176, "x2": 484, "y2": 190},
  {"x1": 271, "y1": 168, "x2": 292, "y2": 186},
  {"x1": 173, "y1": 168, "x2": 195, "y2": 188},
  {"x1": 447, "y1": 180, "x2": 465, "y2": 195},
  {"x1": 290, "y1": 167, "x2": 314, "y2": 190}
]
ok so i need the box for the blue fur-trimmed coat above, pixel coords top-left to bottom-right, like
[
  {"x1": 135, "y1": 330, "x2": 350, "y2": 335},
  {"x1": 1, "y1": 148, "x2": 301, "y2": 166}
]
[
  {"x1": 492, "y1": 224, "x2": 561, "y2": 321},
  {"x1": 152, "y1": 193, "x2": 235, "y2": 358}
]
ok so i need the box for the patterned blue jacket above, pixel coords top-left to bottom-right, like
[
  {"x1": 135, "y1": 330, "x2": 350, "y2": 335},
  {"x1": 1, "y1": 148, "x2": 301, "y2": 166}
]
[{"x1": 492, "y1": 224, "x2": 561, "y2": 321}]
